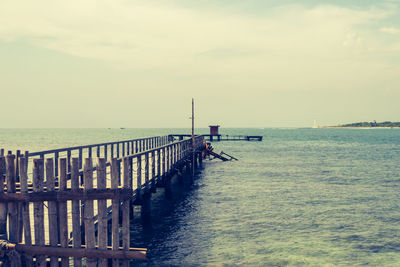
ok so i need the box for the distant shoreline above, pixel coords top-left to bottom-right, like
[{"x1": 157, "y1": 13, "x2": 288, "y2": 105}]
[{"x1": 318, "y1": 126, "x2": 400, "y2": 129}]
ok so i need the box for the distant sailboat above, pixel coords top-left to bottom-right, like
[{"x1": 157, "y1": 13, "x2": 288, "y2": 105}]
[{"x1": 312, "y1": 120, "x2": 318, "y2": 129}]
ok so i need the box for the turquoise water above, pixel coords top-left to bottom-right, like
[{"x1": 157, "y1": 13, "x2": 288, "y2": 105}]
[{"x1": 1, "y1": 128, "x2": 400, "y2": 266}]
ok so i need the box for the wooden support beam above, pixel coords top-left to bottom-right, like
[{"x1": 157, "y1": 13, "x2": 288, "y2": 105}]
[
  {"x1": 19, "y1": 157, "x2": 33, "y2": 266},
  {"x1": 84, "y1": 158, "x2": 96, "y2": 267},
  {"x1": 58, "y1": 158, "x2": 69, "y2": 267},
  {"x1": 46, "y1": 158, "x2": 59, "y2": 267},
  {"x1": 97, "y1": 158, "x2": 108, "y2": 267},
  {"x1": 137, "y1": 155, "x2": 142, "y2": 201},
  {"x1": 32, "y1": 158, "x2": 46, "y2": 267},
  {"x1": 0, "y1": 157, "x2": 7, "y2": 240},
  {"x1": 122, "y1": 157, "x2": 131, "y2": 267},
  {"x1": 71, "y1": 158, "x2": 82, "y2": 267},
  {"x1": 12, "y1": 244, "x2": 147, "y2": 260},
  {"x1": 145, "y1": 153, "x2": 149, "y2": 192},
  {"x1": 111, "y1": 158, "x2": 120, "y2": 267},
  {"x1": 0, "y1": 188, "x2": 135, "y2": 202}
]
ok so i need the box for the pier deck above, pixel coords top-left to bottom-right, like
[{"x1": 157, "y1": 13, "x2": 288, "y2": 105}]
[{"x1": 170, "y1": 134, "x2": 263, "y2": 142}]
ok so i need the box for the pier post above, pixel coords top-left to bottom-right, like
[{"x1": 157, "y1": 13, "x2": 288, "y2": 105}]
[
  {"x1": 122, "y1": 157, "x2": 131, "y2": 267},
  {"x1": 83, "y1": 158, "x2": 96, "y2": 267},
  {"x1": 6, "y1": 155, "x2": 18, "y2": 243},
  {"x1": 71, "y1": 158, "x2": 82, "y2": 267},
  {"x1": 0, "y1": 157, "x2": 7, "y2": 240},
  {"x1": 137, "y1": 155, "x2": 142, "y2": 202},
  {"x1": 58, "y1": 159, "x2": 69, "y2": 267},
  {"x1": 151, "y1": 151, "x2": 156, "y2": 192},
  {"x1": 111, "y1": 158, "x2": 120, "y2": 267},
  {"x1": 96, "y1": 158, "x2": 108, "y2": 267}
]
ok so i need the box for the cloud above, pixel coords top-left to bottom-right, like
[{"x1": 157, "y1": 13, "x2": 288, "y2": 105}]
[
  {"x1": 380, "y1": 27, "x2": 400, "y2": 34},
  {"x1": 0, "y1": 0, "x2": 398, "y2": 93}
]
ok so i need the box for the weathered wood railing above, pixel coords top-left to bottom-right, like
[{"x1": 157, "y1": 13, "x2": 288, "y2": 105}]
[
  {"x1": 0, "y1": 135, "x2": 172, "y2": 190},
  {"x1": 0, "y1": 135, "x2": 205, "y2": 266}
]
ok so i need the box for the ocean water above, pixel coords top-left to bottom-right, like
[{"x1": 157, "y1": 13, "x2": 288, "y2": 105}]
[{"x1": 1, "y1": 128, "x2": 400, "y2": 266}]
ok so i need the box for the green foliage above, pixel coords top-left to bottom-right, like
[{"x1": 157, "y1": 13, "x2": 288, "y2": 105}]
[{"x1": 339, "y1": 121, "x2": 400, "y2": 127}]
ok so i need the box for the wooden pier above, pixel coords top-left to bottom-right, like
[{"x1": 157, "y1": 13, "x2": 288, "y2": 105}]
[
  {"x1": 170, "y1": 134, "x2": 263, "y2": 142},
  {"x1": 0, "y1": 135, "x2": 205, "y2": 266}
]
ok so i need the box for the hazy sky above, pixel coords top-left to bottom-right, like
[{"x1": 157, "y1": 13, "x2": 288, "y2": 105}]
[{"x1": 1, "y1": 0, "x2": 400, "y2": 128}]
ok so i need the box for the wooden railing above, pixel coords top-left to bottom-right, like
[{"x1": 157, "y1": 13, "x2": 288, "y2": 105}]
[
  {"x1": 0, "y1": 135, "x2": 171, "y2": 180},
  {"x1": 0, "y1": 135, "x2": 205, "y2": 266}
]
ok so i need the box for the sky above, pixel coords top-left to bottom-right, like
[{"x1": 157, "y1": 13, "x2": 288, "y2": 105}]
[{"x1": 0, "y1": 0, "x2": 400, "y2": 128}]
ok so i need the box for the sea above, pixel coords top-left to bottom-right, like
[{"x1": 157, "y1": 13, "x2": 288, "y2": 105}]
[{"x1": 1, "y1": 128, "x2": 400, "y2": 266}]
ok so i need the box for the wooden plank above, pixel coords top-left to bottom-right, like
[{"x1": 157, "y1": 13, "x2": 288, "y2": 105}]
[
  {"x1": 14, "y1": 244, "x2": 146, "y2": 260},
  {"x1": 176, "y1": 144, "x2": 179, "y2": 163},
  {"x1": 67, "y1": 150, "x2": 71, "y2": 173},
  {"x1": 32, "y1": 158, "x2": 46, "y2": 267},
  {"x1": 6, "y1": 155, "x2": 18, "y2": 243},
  {"x1": 78, "y1": 148, "x2": 83, "y2": 169},
  {"x1": 46, "y1": 158, "x2": 59, "y2": 267},
  {"x1": 135, "y1": 140, "x2": 138, "y2": 153},
  {"x1": 151, "y1": 151, "x2": 156, "y2": 191},
  {"x1": 137, "y1": 155, "x2": 142, "y2": 199},
  {"x1": 111, "y1": 144, "x2": 114, "y2": 159},
  {"x1": 111, "y1": 158, "x2": 120, "y2": 267},
  {"x1": 162, "y1": 148, "x2": 166, "y2": 178},
  {"x1": 117, "y1": 143, "x2": 120, "y2": 158},
  {"x1": 58, "y1": 158, "x2": 69, "y2": 267},
  {"x1": 177, "y1": 144, "x2": 180, "y2": 162},
  {"x1": 173, "y1": 145, "x2": 176, "y2": 166},
  {"x1": 54, "y1": 151, "x2": 59, "y2": 178},
  {"x1": 26, "y1": 136, "x2": 166, "y2": 157},
  {"x1": 88, "y1": 147, "x2": 92, "y2": 158},
  {"x1": 145, "y1": 153, "x2": 149, "y2": 191},
  {"x1": 122, "y1": 157, "x2": 131, "y2": 267},
  {"x1": 16, "y1": 150, "x2": 21, "y2": 182},
  {"x1": 0, "y1": 157, "x2": 7, "y2": 240},
  {"x1": 19, "y1": 157, "x2": 33, "y2": 267},
  {"x1": 157, "y1": 149, "x2": 161, "y2": 179},
  {"x1": 172, "y1": 144, "x2": 176, "y2": 165},
  {"x1": 84, "y1": 158, "x2": 97, "y2": 267},
  {"x1": 97, "y1": 146, "x2": 101, "y2": 158},
  {"x1": 97, "y1": 158, "x2": 108, "y2": 267},
  {"x1": 170, "y1": 145, "x2": 173, "y2": 167},
  {"x1": 71, "y1": 158, "x2": 82, "y2": 267},
  {"x1": 122, "y1": 142, "x2": 125, "y2": 156},
  {"x1": 166, "y1": 146, "x2": 170, "y2": 174},
  {"x1": 0, "y1": 189, "x2": 134, "y2": 202},
  {"x1": 104, "y1": 144, "x2": 108, "y2": 160},
  {"x1": 129, "y1": 157, "x2": 134, "y2": 217}
]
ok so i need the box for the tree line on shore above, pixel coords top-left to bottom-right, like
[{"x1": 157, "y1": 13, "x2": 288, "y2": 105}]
[{"x1": 339, "y1": 121, "x2": 400, "y2": 127}]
